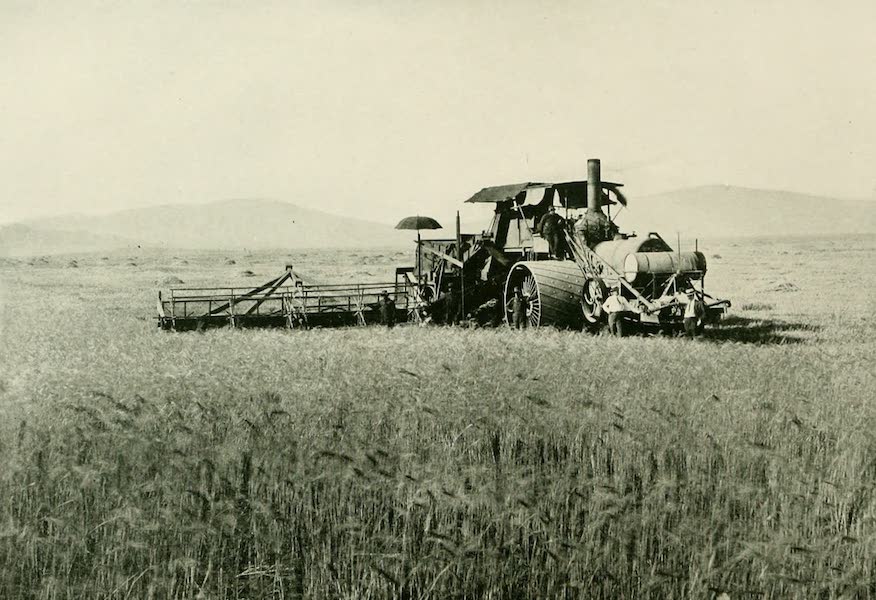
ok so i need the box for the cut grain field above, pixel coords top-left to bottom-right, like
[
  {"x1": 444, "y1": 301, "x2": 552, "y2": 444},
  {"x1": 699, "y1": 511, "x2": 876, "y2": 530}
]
[{"x1": 1, "y1": 236, "x2": 875, "y2": 599}]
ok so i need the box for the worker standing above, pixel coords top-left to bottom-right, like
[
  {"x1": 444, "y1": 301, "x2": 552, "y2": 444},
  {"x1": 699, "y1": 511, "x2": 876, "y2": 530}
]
[
  {"x1": 536, "y1": 206, "x2": 567, "y2": 259},
  {"x1": 507, "y1": 285, "x2": 529, "y2": 329},
  {"x1": 377, "y1": 290, "x2": 396, "y2": 327},
  {"x1": 601, "y1": 287, "x2": 626, "y2": 336},
  {"x1": 682, "y1": 290, "x2": 706, "y2": 338}
]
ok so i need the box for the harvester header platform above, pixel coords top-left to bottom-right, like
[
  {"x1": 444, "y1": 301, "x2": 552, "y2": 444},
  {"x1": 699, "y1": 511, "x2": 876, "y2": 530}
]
[{"x1": 157, "y1": 266, "x2": 413, "y2": 330}]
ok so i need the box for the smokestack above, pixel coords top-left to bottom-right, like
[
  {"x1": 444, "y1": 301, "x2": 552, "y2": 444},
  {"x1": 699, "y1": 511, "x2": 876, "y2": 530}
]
[{"x1": 587, "y1": 158, "x2": 602, "y2": 213}]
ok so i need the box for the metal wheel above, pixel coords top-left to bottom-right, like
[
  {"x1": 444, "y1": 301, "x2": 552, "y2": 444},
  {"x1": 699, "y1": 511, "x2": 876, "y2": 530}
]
[
  {"x1": 504, "y1": 261, "x2": 586, "y2": 328},
  {"x1": 581, "y1": 277, "x2": 607, "y2": 323},
  {"x1": 407, "y1": 285, "x2": 432, "y2": 323},
  {"x1": 520, "y1": 273, "x2": 541, "y2": 327}
]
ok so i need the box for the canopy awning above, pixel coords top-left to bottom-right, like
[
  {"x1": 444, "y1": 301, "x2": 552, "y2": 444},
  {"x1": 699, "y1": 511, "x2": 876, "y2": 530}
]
[
  {"x1": 465, "y1": 180, "x2": 625, "y2": 208},
  {"x1": 464, "y1": 182, "x2": 550, "y2": 204}
]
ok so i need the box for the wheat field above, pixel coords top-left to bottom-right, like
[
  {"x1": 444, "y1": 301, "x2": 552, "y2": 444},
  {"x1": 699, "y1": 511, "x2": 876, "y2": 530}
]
[{"x1": 1, "y1": 236, "x2": 874, "y2": 599}]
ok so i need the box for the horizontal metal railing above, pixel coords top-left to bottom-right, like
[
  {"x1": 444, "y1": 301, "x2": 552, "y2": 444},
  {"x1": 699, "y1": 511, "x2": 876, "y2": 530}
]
[{"x1": 162, "y1": 281, "x2": 410, "y2": 319}]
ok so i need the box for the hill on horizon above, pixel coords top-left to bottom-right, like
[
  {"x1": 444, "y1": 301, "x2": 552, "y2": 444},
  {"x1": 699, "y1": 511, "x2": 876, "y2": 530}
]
[
  {"x1": 618, "y1": 185, "x2": 876, "y2": 240},
  {"x1": 1, "y1": 199, "x2": 411, "y2": 256},
  {"x1": 0, "y1": 223, "x2": 136, "y2": 257},
  {"x1": 1, "y1": 188, "x2": 875, "y2": 256}
]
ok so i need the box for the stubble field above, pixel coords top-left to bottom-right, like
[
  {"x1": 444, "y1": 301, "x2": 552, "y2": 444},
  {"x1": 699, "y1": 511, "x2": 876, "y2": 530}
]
[{"x1": 1, "y1": 235, "x2": 874, "y2": 599}]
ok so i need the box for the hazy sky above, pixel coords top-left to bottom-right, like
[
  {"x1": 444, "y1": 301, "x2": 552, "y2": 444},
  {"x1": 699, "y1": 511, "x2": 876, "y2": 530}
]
[{"x1": 2, "y1": 0, "x2": 875, "y2": 227}]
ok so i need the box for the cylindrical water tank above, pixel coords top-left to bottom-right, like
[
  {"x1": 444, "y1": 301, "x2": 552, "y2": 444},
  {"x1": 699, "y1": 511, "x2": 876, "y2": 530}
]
[
  {"x1": 593, "y1": 237, "x2": 673, "y2": 274},
  {"x1": 623, "y1": 251, "x2": 707, "y2": 283}
]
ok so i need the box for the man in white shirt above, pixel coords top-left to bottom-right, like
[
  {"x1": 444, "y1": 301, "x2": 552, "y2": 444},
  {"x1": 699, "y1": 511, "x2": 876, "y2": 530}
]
[
  {"x1": 601, "y1": 287, "x2": 627, "y2": 336},
  {"x1": 679, "y1": 290, "x2": 706, "y2": 337}
]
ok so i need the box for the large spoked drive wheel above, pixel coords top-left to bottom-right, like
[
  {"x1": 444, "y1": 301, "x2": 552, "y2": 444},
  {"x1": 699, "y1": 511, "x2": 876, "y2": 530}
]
[{"x1": 504, "y1": 261, "x2": 587, "y2": 329}]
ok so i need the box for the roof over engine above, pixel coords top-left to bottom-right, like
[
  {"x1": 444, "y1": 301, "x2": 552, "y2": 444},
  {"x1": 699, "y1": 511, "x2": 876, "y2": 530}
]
[{"x1": 465, "y1": 180, "x2": 625, "y2": 208}]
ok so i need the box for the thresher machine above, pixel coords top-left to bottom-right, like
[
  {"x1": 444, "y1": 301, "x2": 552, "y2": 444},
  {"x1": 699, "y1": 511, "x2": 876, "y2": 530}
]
[{"x1": 157, "y1": 158, "x2": 729, "y2": 333}]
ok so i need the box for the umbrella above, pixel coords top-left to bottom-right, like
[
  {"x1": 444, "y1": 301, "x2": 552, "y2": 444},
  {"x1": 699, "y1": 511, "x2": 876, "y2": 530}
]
[
  {"x1": 395, "y1": 216, "x2": 442, "y2": 280},
  {"x1": 396, "y1": 216, "x2": 442, "y2": 231}
]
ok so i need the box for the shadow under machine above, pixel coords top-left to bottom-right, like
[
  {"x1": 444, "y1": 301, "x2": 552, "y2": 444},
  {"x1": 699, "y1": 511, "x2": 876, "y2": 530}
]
[{"x1": 157, "y1": 158, "x2": 729, "y2": 332}]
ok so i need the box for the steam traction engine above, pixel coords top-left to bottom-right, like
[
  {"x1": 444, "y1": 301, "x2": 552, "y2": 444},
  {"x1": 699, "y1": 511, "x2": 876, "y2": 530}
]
[{"x1": 413, "y1": 158, "x2": 730, "y2": 332}]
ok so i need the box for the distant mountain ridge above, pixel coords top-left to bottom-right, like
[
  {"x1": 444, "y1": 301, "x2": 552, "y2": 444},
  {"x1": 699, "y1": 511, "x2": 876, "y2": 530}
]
[
  {"x1": 617, "y1": 185, "x2": 876, "y2": 240},
  {"x1": 2, "y1": 198, "x2": 411, "y2": 256},
  {"x1": 1, "y1": 188, "x2": 874, "y2": 256},
  {"x1": 0, "y1": 223, "x2": 135, "y2": 257}
]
